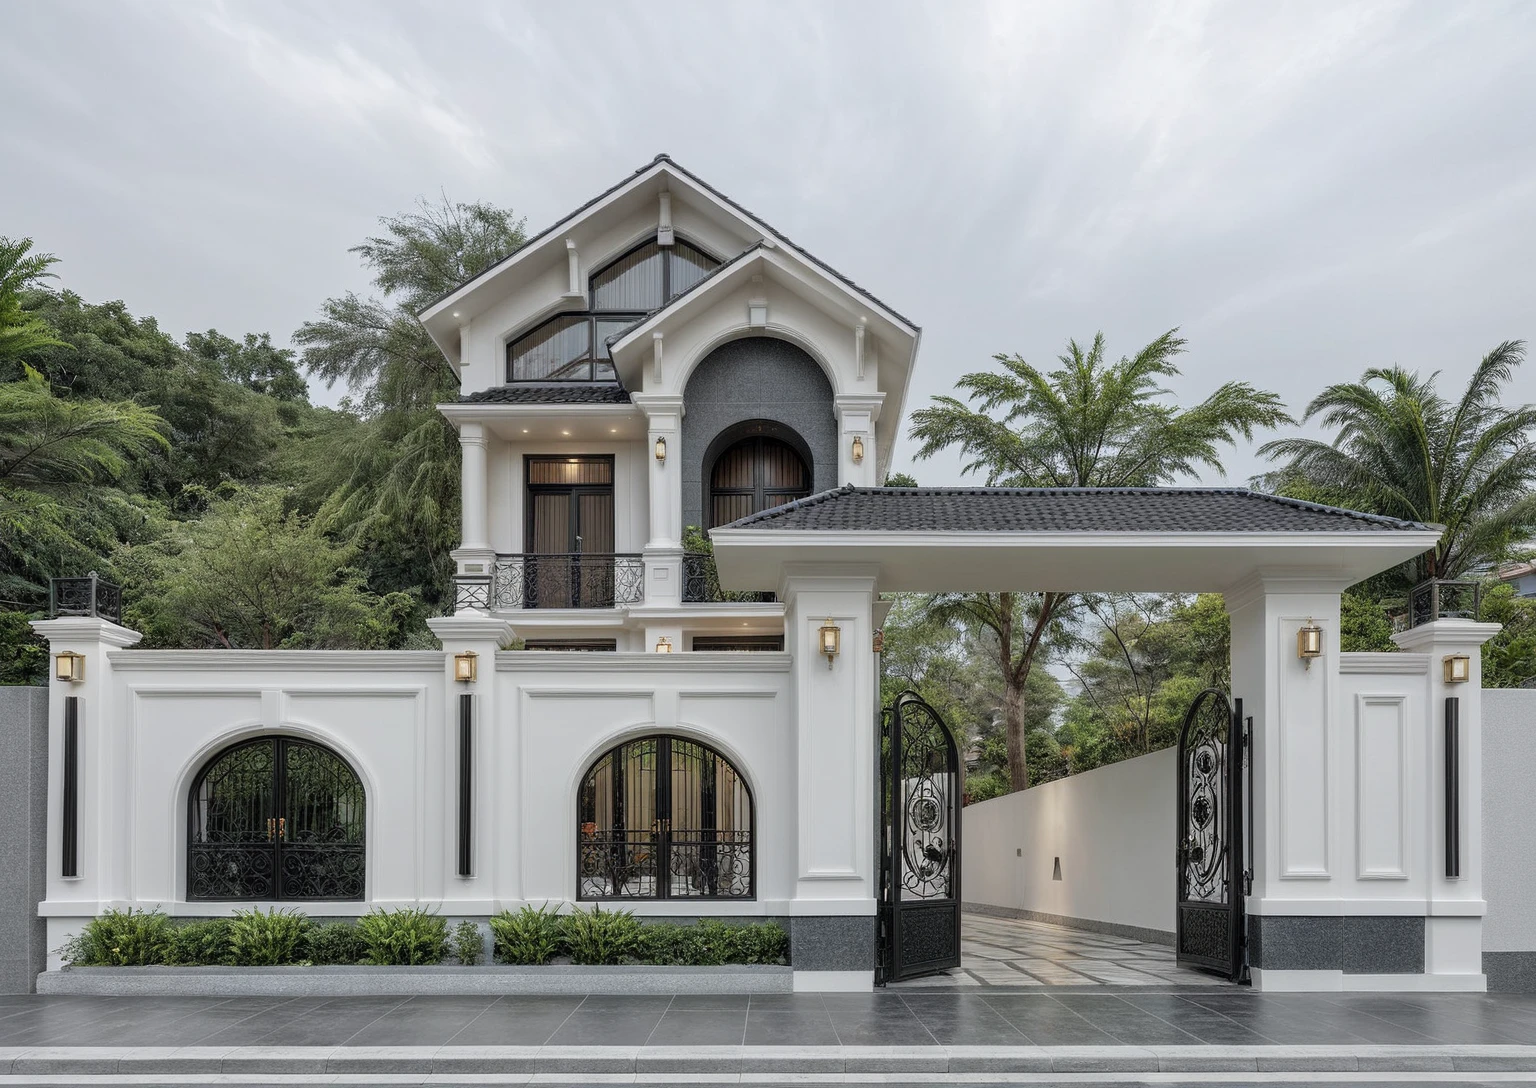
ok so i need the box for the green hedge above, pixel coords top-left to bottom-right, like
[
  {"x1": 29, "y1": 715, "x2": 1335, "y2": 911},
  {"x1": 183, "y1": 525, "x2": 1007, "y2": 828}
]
[
  {"x1": 490, "y1": 904, "x2": 788, "y2": 967},
  {"x1": 61, "y1": 906, "x2": 788, "y2": 968}
]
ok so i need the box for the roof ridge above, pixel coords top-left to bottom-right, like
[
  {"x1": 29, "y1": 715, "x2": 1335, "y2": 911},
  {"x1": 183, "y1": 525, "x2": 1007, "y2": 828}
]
[{"x1": 714, "y1": 484, "x2": 1441, "y2": 533}]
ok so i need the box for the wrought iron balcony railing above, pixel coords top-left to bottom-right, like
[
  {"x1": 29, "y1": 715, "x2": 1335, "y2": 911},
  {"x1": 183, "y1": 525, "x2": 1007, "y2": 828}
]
[
  {"x1": 681, "y1": 552, "x2": 775, "y2": 604},
  {"x1": 455, "y1": 553, "x2": 644, "y2": 611},
  {"x1": 49, "y1": 572, "x2": 122, "y2": 623},
  {"x1": 1407, "y1": 578, "x2": 1482, "y2": 628}
]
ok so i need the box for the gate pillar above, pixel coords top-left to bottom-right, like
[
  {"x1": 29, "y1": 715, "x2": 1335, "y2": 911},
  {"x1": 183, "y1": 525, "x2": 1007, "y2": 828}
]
[{"x1": 781, "y1": 564, "x2": 880, "y2": 991}]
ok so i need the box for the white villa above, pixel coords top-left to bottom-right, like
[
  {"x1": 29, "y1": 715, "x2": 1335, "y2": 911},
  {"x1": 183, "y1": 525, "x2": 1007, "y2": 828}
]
[{"x1": 28, "y1": 157, "x2": 1526, "y2": 994}]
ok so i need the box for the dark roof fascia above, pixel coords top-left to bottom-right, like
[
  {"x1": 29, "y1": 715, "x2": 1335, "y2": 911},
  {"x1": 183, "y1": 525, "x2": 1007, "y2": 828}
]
[
  {"x1": 713, "y1": 484, "x2": 1442, "y2": 534},
  {"x1": 417, "y1": 155, "x2": 919, "y2": 333}
]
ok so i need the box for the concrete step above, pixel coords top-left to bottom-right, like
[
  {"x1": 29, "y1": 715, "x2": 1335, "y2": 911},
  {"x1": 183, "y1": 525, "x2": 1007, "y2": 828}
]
[{"x1": 2, "y1": 1043, "x2": 1536, "y2": 1082}]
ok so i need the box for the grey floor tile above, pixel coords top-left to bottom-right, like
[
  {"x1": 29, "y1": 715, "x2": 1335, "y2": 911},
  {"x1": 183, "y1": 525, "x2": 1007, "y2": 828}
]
[
  {"x1": 644, "y1": 1008, "x2": 746, "y2": 1045},
  {"x1": 743, "y1": 1009, "x2": 839, "y2": 1046}
]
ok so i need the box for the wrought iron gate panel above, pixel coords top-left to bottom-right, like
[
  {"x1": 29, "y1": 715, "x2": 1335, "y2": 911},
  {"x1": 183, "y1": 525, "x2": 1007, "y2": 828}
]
[
  {"x1": 1176, "y1": 688, "x2": 1246, "y2": 980},
  {"x1": 878, "y1": 691, "x2": 962, "y2": 984}
]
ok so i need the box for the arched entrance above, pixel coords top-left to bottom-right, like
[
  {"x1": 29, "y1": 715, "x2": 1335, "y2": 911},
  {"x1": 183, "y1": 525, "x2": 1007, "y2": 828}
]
[
  {"x1": 187, "y1": 736, "x2": 366, "y2": 901},
  {"x1": 705, "y1": 425, "x2": 813, "y2": 528}
]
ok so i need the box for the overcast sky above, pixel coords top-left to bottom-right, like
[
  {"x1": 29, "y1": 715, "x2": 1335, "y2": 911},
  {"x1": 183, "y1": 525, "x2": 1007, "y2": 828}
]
[{"x1": 4, "y1": 0, "x2": 1533, "y2": 485}]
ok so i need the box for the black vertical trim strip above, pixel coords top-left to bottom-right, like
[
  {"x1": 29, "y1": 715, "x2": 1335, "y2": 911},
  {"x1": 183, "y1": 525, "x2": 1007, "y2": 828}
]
[
  {"x1": 62, "y1": 696, "x2": 79, "y2": 878},
  {"x1": 1445, "y1": 696, "x2": 1460, "y2": 879},
  {"x1": 458, "y1": 693, "x2": 473, "y2": 877}
]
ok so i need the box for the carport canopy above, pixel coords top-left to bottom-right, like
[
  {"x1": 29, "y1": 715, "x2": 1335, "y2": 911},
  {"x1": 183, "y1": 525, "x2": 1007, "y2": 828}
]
[{"x1": 708, "y1": 485, "x2": 1443, "y2": 594}]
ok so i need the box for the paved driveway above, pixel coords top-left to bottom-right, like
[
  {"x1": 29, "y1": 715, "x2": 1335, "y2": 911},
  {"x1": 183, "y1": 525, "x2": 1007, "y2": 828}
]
[{"x1": 892, "y1": 912, "x2": 1234, "y2": 988}]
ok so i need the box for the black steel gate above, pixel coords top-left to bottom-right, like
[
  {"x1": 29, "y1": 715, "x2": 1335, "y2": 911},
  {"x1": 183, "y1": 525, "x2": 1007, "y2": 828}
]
[
  {"x1": 1175, "y1": 688, "x2": 1248, "y2": 980},
  {"x1": 877, "y1": 690, "x2": 962, "y2": 984}
]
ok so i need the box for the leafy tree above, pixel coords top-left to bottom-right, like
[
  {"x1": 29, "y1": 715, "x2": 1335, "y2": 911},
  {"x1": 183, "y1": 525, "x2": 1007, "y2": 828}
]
[
  {"x1": 0, "y1": 237, "x2": 66, "y2": 363},
  {"x1": 123, "y1": 485, "x2": 417, "y2": 650},
  {"x1": 185, "y1": 330, "x2": 308, "y2": 403},
  {"x1": 1478, "y1": 583, "x2": 1536, "y2": 689},
  {"x1": 907, "y1": 331, "x2": 1289, "y2": 790},
  {"x1": 1058, "y1": 593, "x2": 1230, "y2": 772},
  {"x1": 0, "y1": 364, "x2": 167, "y2": 600},
  {"x1": 1260, "y1": 343, "x2": 1536, "y2": 585},
  {"x1": 1340, "y1": 592, "x2": 1397, "y2": 652},
  {"x1": 293, "y1": 197, "x2": 527, "y2": 608}
]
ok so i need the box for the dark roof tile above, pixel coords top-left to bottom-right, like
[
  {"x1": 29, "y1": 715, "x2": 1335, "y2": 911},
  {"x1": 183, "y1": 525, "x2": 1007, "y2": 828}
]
[
  {"x1": 458, "y1": 384, "x2": 632, "y2": 405},
  {"x1": 716, "y1": 485, "x2": 1438, "y2": 534}
]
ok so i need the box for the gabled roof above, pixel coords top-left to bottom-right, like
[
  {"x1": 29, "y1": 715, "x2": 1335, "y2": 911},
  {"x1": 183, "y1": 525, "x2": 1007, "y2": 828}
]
[
  {"x1": 417, "y1": 154, "x2": 916, "y2": 333},
  {"x1": 718, "y1": 485, "x2": 1440, "y2": 534}
]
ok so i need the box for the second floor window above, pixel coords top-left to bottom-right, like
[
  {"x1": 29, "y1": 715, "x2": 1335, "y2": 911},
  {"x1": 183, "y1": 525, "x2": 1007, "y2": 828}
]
[{"x1": 507, "y1": 237, "x2": 720, "y2": 382}]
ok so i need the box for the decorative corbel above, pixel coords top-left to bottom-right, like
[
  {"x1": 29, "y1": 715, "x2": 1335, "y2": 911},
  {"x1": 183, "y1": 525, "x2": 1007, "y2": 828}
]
[
  {"x1": 855, "y1": 317, "x2": 867, "y2": 381},
  {"x1": 565, "y1": 239, "x2": 580, "y2": 296},
  {"x1": 658, "y1": 191, "x2": 674, "y2": 246},
  {"x1": 651, "y1": 331, "x2": 664, "y2": 384}
]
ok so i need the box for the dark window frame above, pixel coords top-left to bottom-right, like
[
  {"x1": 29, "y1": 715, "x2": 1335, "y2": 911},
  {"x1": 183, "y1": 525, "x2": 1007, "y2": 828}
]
[
  {"x1": 691, "y1": 635, "x2": 785, "y2": 652},
  {"x1": 503, "y1": 234, "x2": 721, "y2": 383},
  {"x1": 524, "y1": 639, "x2": 619, "y2": 652},
  {"x1": 524, "y1": 454, "x2": 616, "y2": 555}
]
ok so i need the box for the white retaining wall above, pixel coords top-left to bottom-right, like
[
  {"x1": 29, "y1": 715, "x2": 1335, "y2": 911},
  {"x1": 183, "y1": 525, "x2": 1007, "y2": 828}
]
[{"x1": 962, "y1": 747, "x2": 1176, "y2": 937}]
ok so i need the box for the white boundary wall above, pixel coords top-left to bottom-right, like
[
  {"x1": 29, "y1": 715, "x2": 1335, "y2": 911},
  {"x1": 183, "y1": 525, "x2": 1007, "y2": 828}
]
[
  {"x1": 962, "y1": 748, "x2": 1175, "y2": 938},
  {"x1": 1483, "y1": 689, "x2": 1536, "y2": 955}
]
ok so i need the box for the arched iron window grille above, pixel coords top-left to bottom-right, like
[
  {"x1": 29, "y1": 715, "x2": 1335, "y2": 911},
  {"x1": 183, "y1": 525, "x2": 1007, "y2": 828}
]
[
  {"x1": 577, "y1": 734, "x2": 754, "y2": 900},
  {"x1": 505, "y1": 236, "x2": 720, "y2": 382},
  {"x1": 706, "y1": 429, "x2": 813, "y2": 528},
  {"x1": 187, "y1": 736, "x2": 366, "y2": 901}
]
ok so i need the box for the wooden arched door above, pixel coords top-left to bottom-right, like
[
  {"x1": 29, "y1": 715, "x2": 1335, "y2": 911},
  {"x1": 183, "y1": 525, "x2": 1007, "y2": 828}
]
[{"x1": 707, "y1": 434, "x2": 811, "y2": 528}]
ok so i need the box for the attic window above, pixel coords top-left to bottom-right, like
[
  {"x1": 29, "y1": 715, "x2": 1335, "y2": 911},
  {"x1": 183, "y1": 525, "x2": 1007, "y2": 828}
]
[
  {"x1": 507, "y1": 315, "x2": 622, "y2": 382},
  {"x1": 590, "y1": 238, "x2": 719, "y2": 311}
]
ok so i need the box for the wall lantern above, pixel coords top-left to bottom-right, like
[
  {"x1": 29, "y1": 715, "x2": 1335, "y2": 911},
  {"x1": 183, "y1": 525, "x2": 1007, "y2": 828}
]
[
  {"x1": 1296, "y1": 620, "x2": 1323, "y2": 667},
  {"x1": 453, "y1": 650, "x2": 478, "y2": 683},
  {"x1": 654, "y1": 436, "x2": 667, "y2": 464},
  {"x1": 1443, "y1": 654, "x2": 1471, "y2": 684},
  {"x1": 819, "y1": 618, "x2": 841, "y2": 668},
  {"x1": 850, "y1": 435, "x2": 865, "y2": 463},
  {"x1": 54, "y1": 650, "x2": 85, "y2": 683},
  {"x1": 655, "y1": 636, "x2": 673, "y2": 653}
]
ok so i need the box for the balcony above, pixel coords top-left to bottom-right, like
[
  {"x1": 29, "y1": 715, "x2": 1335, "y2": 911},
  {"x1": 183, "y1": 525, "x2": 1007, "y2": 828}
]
[
  {"x1": 456, "y1": 554, "x2": 644, "y2": 611},
  {"x1": 682, "y1": 552, "x2": 775, "y2": 604}
]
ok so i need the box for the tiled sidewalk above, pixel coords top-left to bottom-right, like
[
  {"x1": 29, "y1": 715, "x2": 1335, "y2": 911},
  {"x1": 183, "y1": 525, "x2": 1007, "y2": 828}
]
[
  {"x1": 1, "y1": 989, "x2": 1535, "y2": 1049},
  {"x1": 895, "y1": 912, "x2": 1226, "y2": 988}
]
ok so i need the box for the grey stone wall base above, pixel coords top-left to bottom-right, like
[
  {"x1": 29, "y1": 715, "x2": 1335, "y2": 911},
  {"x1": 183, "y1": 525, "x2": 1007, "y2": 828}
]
[
  {"x1": 1485, "y1": 951, "x2": 1536, "y2": 992},
  {"x1": 963, "y1": 902, "x2": 1175, "y2": 948},
  {"x1": 0, "y1": 686, "x2": 47, "y2": 996},
  {"x1": 1249, "y1": 915, "x2": 1425, "y2": 973},
  {"x1": 790, "y1": 915, "x2": 876, "y2": 971},
  {"x1": 36, "y1": 964, "x2": 792, "y2": 997}
]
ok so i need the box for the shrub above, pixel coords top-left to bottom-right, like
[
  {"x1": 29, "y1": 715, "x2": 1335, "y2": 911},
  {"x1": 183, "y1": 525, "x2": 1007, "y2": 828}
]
[
  {"x1": 305, "y1": 921, "x2": 365, "y2": 966},
  {"x1": 228, "y1": 907, "x2": 309, "y2": 966},
  {"x1": 490, "y1": 903, "x2": 564, "y2": 965},
  {"x1": 451, "y1": 920, "x2": 484, "y2": 966},
  {"x1": 356, "y1": 907, "x2": 446, "y2": 966},
  {"x1": 730, "y1": 921, "x2": 789, "y2": 965},
  {"x1": 73, "y1": 908, "x2": 174, "y2": 966},
  {"x1": 562, "y1": 904, "x2": 641, "y2": 965},
  {"x1": 169, "y1": 918, "x2": 233, "y2": 966}
]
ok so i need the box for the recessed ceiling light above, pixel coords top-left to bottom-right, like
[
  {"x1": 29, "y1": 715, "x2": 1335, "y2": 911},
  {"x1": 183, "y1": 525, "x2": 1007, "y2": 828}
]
[
  {"x1": 452, "y1": 311, "x2": 460, "y2": 317},
  {"x1": 561, "y1": 430, "x2": 571, "y2": 436},
  {"x1": 521, "y1": 429, "x2": 529, "y2": 434},
  {"x1": 610, "y1": 428, "x2": 618, "y2": 434}
]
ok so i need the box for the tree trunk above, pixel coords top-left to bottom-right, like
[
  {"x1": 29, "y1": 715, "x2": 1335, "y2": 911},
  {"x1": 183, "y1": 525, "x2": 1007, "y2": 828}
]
[{"x1": 1003, "y1": 670, "x2": 1028, "y2": 792}]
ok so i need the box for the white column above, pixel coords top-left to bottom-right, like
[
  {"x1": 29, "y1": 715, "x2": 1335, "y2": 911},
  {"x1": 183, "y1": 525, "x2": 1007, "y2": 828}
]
[
  {"x1": 631, "y1": 394, "x2": 684, "y2": 608},
  {"x1": 1394, "y1": 618, "x2": 1500, "y2": 984},
  {"x1": 459, "y1": 422, "x2": 489, "y2": 552},
  {"x1": 834, "y1": 394, "x2": 884, "y2": 487},
  {"x1": 427, "y1": 615, "x2": 515, "y2": 911},
  {"x1": 30, "y1": 614, "x2": 142, "y2": 965},
  {"x1": 783, "y1": 565, "x2": 878, "y2": 989}
]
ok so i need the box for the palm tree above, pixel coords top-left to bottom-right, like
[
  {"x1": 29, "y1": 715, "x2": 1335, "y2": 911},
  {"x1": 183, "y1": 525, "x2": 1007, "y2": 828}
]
[
  {"x1": 0, "y1": 237, "x2": 66, "y2": 364},
  {"x1": 908, "y1": 330, "x2": 1290, "y2": 791},
  {"x1": 1258, "y1": 342, "x2": 1536, "y2": 586}
]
